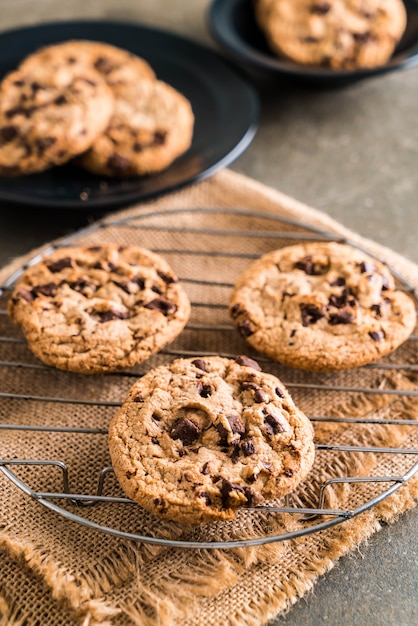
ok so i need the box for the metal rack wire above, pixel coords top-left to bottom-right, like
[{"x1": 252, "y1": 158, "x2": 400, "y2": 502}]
[{"x1": 0, "y1": 207, "x2": 417, "y2": 549}]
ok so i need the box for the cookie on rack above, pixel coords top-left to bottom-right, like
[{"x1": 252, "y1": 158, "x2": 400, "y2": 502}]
[
  {"x1": 229, "y1": 242, "x2": 416, "y2": 371},
  {"x1": 254, "y1": 0, "x2": 407, "y2": 70},
  {"x1": 77, "y1": 77, "x2": 194, "y2": 177},
  {"x1": 0, "y1": 63, "x2": 114, "y2": 176},
  {"x1": 8, "y1": 244, "x2": 190, "y2": 374},
  {"x1": 108, "y1": 355, "x2": 315, "y2": 524},
  {"x1": 19, "y1": 39, "x2": 156, "y2": 87}
]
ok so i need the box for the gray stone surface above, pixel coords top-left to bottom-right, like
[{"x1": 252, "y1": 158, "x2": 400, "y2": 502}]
[{"x1": 0, "y1": 2, "x2": 416, "y2": 625}]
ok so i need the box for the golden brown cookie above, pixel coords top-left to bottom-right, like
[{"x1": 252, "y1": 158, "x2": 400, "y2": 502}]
[
  {"x1": 77, "y1": 77, "x2": 194, "y2": 177},
  {"x1": 8, "y1": 244, "x2": 191, "y2": 374},
  {"x1": 108, "y1": 356, "x2": 315, "y2": 524},
  {"x1": 0, "y1": 64, "x2": 114, "y2": 176},
  {"x1": 19, "y1": 40, "x2": 156, "y2": 86},
  {"x1": 229, "y1": 242, "x2": 416, "y2": 371},
  {"x1": 254, "y1": 0, "x2": 407, "y2": 69}
]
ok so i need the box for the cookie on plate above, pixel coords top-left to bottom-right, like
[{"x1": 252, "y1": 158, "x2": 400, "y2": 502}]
[
  {"x1": 0, "y1": 64, "x2": 114, "y2": 176},
  {"x1": 77, "y1": 77, "x2": 194, "y2": 177},
  {"x1": 229, "y1": 242, "x2": 416, "y2": 371},
  {"x1": 254, "y1": 0, "x2": 407, "y2": 70},
  {"x1": 108, "y1": 355, "x2": 315, "y2": 524},
  {"x1": 8, "y1": 244, "x2": 190, "y2": 374},
  {"x1": 19, "y1": 40, "x2": 156, "y2": 87}
]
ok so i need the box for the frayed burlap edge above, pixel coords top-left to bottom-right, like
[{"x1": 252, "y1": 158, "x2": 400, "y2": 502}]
[{"x1": 0, "y1": 169, "x2": 417, "y2": 626}]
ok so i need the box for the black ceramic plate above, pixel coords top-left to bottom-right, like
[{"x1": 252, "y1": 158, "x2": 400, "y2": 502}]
[
  {"x1": 0, "y1": 20, "x2": 259, "y2": 209},
  {"x1": 208, "y1": 0, "x2": 418, "y2": 85}
]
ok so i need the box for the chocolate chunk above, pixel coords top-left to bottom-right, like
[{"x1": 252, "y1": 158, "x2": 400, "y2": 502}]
[
  {"x1": 94, "y1": 56, "x2": 114, "y2": 74},
  {"x1": 16, "y1": 288, "x2": 35, "y2": 302},
  {"x1": 5, "y1": 106, "x2": 26, "y2": 119},
  {"x1": 360, "y1": 260, "x2": 376, "y2": 274},
  {"x1": 133, "y1": 143, "x2": 143, "y2": 153},
  {"x1": 201, "y1": 462, "x2": 210, "y2": 475},
  {"x1": 381, "y1": 275, "x2": 390, "y2": 291},
  {"x1": 241, "y1": 381, "x2": 258, "y2": 391},
  {"x1": 54, "y1": 95, "x2": 68, "y2": 105},
  {"x1": 227, "y1": 415, "x2": 245, "y2": 435},
  {"x1": 243, "y1": 486, "x2": 260, "y2": 506},
  {"x1": 283, "y1": 468, "x2": 294, "y2": 477},
  {"x1": 328, "y1": 309, "x2": 354, "y2": 325},
  {"x1": 157, "y1": 271, "x2": 177, "y2": 284},
  {"x1": 294, "y1": 255, "x2": 324, "y2": 275},
  {"x1": 144, "y1": 297, "x2": 177, "y2": 316},
  {"x1": 241, "y1": 439, "x2": 255, "y2": 457},
  {"x1": 300, "y1": 303, "x2": 325, "y2": 327},
  {"x1": 353, "y1": 32, "x2": 371, "y2": 43},
  {"x1": 219, "y1": 479, "x2": 244, "y2": 508},
  {"x1": 153, "y1": 497, "x2": 164, "y2": 507},
  {"x1": 290, "y1": 329, "x2": 297, "y2": 338},
  {"x1": 35, "y1": 137, "x2": 56, "y2": 154},
  {"x1": 261, "y1": 461, "x2": 273, "y2": 473},
  {"x1": 97, "y1": 309, "x2": 128, "y2": 322},
  {"x1": 311, "y1": 2, "x2": 331, "y2": 14},
  {"x1": 170, "y1": 417, "x2": 200, "y2": 446},
  {"x1": 31, "y1": 81, "x2": 43, "y2": 92},
  {"x1": 153, "y1": 130, "x2": 167, "y2": 145},
  {"x1": 230, "y1": 303, "x2": 241, "y2": 317},
  {"x1": 197, "y1": 382, "x2": 212, "y2": 398},
  {"x1": 151, "y1": 284, "x2": 163, "y2": 295},
  {"x1": 330, "y1": 277, "x2": 346, "y2": 287},
  {"x1": 328, "y1": 293, "x2": 348, "y2": 308},
  {"x1": 264, "y1": 412, "x2": 285, "y2": 435},
  {"x1": 238, "y1": 319, "x2": 255, "y2": 337},
  {"x1": 369, "y1": 330, "x2": 385, "y2": 341},
  {"x1": 0, "y1": 125, "x2": 18, "y2": 143},
  {"x1": 235, "y1": 355, "x2": 261, "y2": 370},
  {"x1": 151, "y1": 437, "x2": 159, "y2": 445},
  {"x1": 133, "y1": 395, "x2": 144, "y2": 403},
  {"x1": 216, "y1": 423, "x2": 230, "y2": 446},
  {"x1": 275, "y1": 387, "x2": 285, "y2": 398},
  {"x1": 107, "y1": 154, "x2": 130, "y2": 172},
  {"x1": 371, "y1": 304, "x2": 382, "y2": 316},
  {"x1": 69, "y1": 278, "x2": 95, "y2": 293},
  {"x1": 191, "y1": 359, "x2": 207, "y2": 371},
  {"x1": 46, "y1": 257, "x2": 73, "y2": 273},
  {"x1": 198, "y1": 491, "x2": 211, "y2": 505},
  {"x1": 131, "y1": 276, "x2": 145, "y2": 289},
  {"x1": 113, "y1": 280, "x2": 132, "y2": 294},
  {"x1": 87, "y1": 246, "x2": 102, "y2": 252},
  {"x1": 254, "y1": 388, "x2": 269, "y2": 403},
  {"x1": 32, "y1": 282, "x2": 59, "y2": 297}
]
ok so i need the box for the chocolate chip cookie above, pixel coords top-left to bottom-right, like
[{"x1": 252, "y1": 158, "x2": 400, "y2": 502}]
[
  {"x1": 0, "y1": 64, "x2": 114, "y2": 176},
  {"x1": 8, "y1": 245, "x2": 191, "y2": 374},
  {"x1": 19, "y1": 40, "x2": 156, "y2": 87},
  {"x1": 254, "y1": 0, "x2": 407, "y2": 70},
  {"x1": 108, "y1": 355, "x2": 315, "y2": 524},
  {"x1": 229, "y1": 242, "x2": 416, "y2": 371},
  {"x1": 77, "y1": 77, "x2": 194, "y2": 177}
]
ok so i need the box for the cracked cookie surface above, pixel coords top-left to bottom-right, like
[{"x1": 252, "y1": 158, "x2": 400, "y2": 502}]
[
  {"x1": 77, "y1": 77, "x2": 194, "y2": 177},
  {"x1": 254, "y1": 0, "x2": 407, "y2": 69},
  {"x1": 0, "y1": 64, "x2": 113, "y2": 176},
  {"x1": 229, "y1": 242, "x2": 416, "y2": 371},
  {"x1": 108, "y1": 355, "x2": 315, "y2": 524},
  {"x1": 8, "y1": 244, "x2": 190, "y2": 374}
]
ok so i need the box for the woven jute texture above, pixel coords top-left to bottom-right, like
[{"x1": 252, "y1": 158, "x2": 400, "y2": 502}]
[{"x1": 0, "y1": 169, "x2": 417, "y2": 626}]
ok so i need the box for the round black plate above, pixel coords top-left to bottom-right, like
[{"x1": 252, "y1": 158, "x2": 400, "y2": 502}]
[
  {"x1": 0, "y1": 20, "x2": 259, "y2": 209},
  {"x1": 208, "y1": 0, "x2": 418, "y2": 85}
]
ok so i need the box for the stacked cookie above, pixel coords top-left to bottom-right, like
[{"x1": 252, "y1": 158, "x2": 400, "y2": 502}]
[
  {"x1": 254, "y1": 0, "x2": 407, "y2": 69},
  {"x1": 0, "y1": 41, "x2": 194, "y2": 177}
]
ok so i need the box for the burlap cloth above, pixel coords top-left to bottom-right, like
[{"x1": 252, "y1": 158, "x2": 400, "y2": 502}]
[{"x1": 0, "y1": 169, "x2": 417, "y2": 626}]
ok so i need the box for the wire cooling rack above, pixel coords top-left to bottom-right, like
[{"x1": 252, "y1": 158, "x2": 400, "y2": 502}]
[{"x1": 0, "y1": 207, "x2": 417, "y2": 549}]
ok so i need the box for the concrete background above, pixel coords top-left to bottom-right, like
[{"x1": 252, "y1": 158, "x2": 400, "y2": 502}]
[{"x1": 0, "y1": 1, "x2": 417, "y2": 625}]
